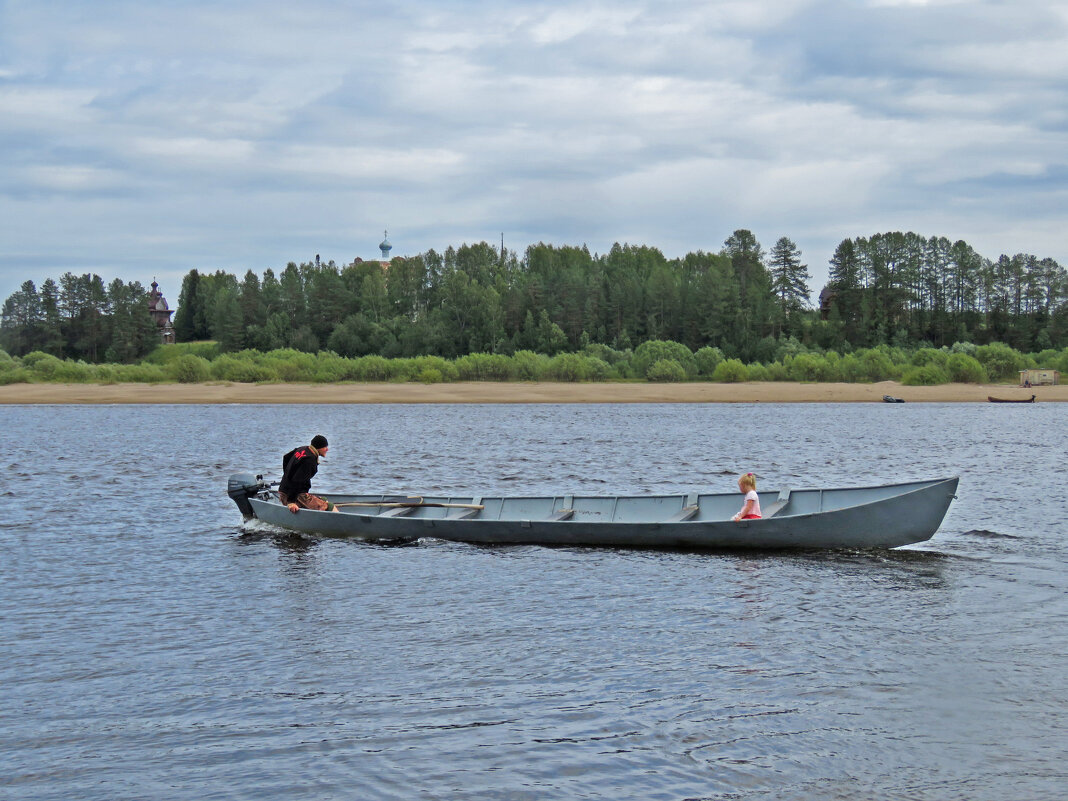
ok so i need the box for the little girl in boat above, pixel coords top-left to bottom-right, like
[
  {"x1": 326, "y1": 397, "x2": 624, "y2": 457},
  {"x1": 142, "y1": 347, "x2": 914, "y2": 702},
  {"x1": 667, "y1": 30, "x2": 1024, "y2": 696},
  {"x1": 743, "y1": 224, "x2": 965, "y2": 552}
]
[{"x1": 732, "y1": 473, "x2": 762, "y2": 521}]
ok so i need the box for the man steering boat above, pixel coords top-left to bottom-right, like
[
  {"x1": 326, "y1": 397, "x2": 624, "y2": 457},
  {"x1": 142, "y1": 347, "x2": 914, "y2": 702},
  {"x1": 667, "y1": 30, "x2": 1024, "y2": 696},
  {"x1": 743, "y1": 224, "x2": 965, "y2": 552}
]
[{"x1": 278, "y1": 434, "x2": 337, "y2": 513}]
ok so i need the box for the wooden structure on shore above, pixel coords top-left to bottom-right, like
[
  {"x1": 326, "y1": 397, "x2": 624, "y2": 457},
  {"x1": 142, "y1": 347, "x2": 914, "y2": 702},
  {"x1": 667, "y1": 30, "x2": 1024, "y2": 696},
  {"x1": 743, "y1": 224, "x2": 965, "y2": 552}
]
[
  {"x1": 147, "y1": 280, "x2": 176, "y2": 344},
  {"x1": 1019, "y1": 368, "x2": 1059, "y2": 386}
]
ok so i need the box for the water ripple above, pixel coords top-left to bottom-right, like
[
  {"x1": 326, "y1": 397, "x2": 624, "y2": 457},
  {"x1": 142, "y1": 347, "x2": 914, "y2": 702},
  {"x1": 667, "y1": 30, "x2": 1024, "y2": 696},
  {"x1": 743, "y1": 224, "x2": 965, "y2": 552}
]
[{"x1": 1, "y1": 403, "x2": 1066, "y2": 800}]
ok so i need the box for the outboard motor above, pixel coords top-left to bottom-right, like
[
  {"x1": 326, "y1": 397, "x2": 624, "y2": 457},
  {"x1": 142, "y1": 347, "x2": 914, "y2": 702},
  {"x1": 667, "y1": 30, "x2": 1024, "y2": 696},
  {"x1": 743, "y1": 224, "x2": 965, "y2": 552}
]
[{"x1": 228, "y1": 473, "x2": 269, "y2": 519}]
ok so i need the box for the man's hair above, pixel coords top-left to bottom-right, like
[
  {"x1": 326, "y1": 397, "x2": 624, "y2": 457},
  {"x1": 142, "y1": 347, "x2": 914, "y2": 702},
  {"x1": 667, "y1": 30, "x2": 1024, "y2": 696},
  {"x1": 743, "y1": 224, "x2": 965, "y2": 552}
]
[{"x1": 311, "y1": 434, "x2": 329, "y2": 449}]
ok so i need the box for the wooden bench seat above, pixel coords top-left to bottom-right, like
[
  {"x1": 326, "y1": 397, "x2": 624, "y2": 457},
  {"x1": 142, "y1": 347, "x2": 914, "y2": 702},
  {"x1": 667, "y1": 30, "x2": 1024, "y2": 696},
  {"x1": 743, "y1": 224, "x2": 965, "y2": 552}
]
[
  {"x1": 667, "y1": 505, "x2": 698, "y2": 522},
  {"x1": 668, "y1": 494, "x2": 700, "y2": 522},
  {"x1": 379, "y1": 506, "x2": 416, "y2": 517},
  {"x1": 763, "y1": 489, "x2": 791, "y2": 519}
]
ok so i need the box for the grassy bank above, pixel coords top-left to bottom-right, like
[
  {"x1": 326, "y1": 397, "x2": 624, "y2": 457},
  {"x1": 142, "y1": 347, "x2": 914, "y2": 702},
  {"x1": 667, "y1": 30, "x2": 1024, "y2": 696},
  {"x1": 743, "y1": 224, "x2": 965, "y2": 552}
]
[{"x1": 1, "y1": 340, "x2": 1065, "y2": 388}]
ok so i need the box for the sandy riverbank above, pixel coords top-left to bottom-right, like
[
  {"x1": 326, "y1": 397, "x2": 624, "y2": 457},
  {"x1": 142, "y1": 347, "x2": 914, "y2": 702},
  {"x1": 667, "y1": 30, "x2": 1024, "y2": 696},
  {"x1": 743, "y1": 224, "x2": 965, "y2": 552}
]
[{"x1": 1, "y1": 380, "x2": 1063, "y2": 404}]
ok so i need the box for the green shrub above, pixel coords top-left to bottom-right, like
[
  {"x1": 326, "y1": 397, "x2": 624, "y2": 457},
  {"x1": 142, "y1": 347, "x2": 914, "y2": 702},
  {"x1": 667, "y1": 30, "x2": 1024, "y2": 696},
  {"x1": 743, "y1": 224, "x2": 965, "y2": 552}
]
[
  {"x1": 746, "y1": 363, "x2": 770, "y2": 381},
  {"x1": 765, "y1": 361, "x2": 790, "y2": 381},
  {"x1": 22, "y1": 351, "x2": 63, "y2": 379},
  {"x1": 855, "y1": 349, "x2": 898, "y2": 381},
  {"x1": 144, "y1": 341, "x2": 220, "y2": 364},
  {"x1": 167, "y1": 354, "x2": 212, "y2": 383},
  {"x1": 113, "y1": 363, "x2": 168, "y2": 383},
  {"x1": 774, "y1": 336, "x2": 809, "y2": 362},
  {"x1": 211, "y1": 355, "x2": 277, "y2": 382},
  {"x1": 20, "y1": 350, "x2": 56, "y2": 368},
  {"x1": 950, "y1": 341, "x2": 977, "y2": 355},
  {"x1": 646, "y1": 358, "x2": 687, "y2": 382},
  {"x1": 93, "y1": 364, "x2": 118, "y2": 384},
  {"x1": 901, "y1": 365, "x2": 949, "y2": 386},
  {"x1": 787, "y1": 353, "x2": 836, "y2": 382},
  {"x1": 262, "y1": 349, "x2": 318, "y2": 382},
  {"x1": 945, "y1": 353, "x2": 986, "y2": 383},
  {"x1": 0, "y1": 367, "x2": 30, "y2": 385},
  {"x1": 1030, "y1": 347, "x2": 1068, "y2": 374},
  {"x1": 418, "y1": 368, "x2": 444, "y2": 384},
  {"x1": 582, "y1": 343, "x2": 629, "y2": 365},
  {"x1": 546, "y1": 353, "x2": 588, "y2": 382},
  {"x1": 512, "y1": 350, "x2": 549, "y2": 381},
  {"x1": 974, "y1": 342, "x2": 1027, "y2": 381},
  {"x1": 52, "y1": 360, "x2": 94, "y2": 383},
  {"x1": 911, "y1": 347, "x2": 948, "y2": 368},
  {"x1": 838, "y1": 352, "x2": 895, "y2": 383},
  {"x1": 693, "y1": 346, "x2": 725, "y2": 378},
  {"x1": 1033, "y1": 349, "x2": 1061, "y2": 368},
  {"x1": 411, "y1": 355, "x2": 457, "y2": 382},
  {"x1": 336, "y1": 356, "x2": 368, "y2": 381},
  {"x1": 836, "y1": 353, "x2": 859, "y2": 382},
  {"x1": 880, "y1": 344, "x2": 911, "y2": 367},
  {"x1": 584, "y1": 357, "x2": 612, "y2": 381},
  {"x1": 312, "y1": 360, "x2": 345, "y2": 383},
  {"x1": 454, "y1": 353, "x2": 516, "y2": 381},
  {"x1": 352, "y1": 355, "x2": 395, "y2": 381},
  {"x1": 632, "y1": 340, "x2": 695, "y2": 378},
  {"x1": 383, "y1": 358, "x2": 414, "y2": 381},
  {"x1": 0, "y1": 348, "x2": 15, "y2": 369},
  {"x1": 312, "y1": 354, "x2": 355, "y2": 383},
  {"x1": 712, "y1": 358, "x2": 748, "y2": 383}
]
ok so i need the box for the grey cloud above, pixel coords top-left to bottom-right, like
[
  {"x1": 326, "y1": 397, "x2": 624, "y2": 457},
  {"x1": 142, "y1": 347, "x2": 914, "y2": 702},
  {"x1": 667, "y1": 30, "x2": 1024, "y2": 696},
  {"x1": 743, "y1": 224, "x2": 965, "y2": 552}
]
[{"x1": 1, "y1": 0, "x2": 1066, "y2": 303}]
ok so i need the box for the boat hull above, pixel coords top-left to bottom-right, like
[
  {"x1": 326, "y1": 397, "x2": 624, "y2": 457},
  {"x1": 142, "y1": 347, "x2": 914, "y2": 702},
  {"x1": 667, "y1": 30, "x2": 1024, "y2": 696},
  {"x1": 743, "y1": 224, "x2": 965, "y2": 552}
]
[{"x1": 234, "y1": 477, "x2": 960, "y2": 550}]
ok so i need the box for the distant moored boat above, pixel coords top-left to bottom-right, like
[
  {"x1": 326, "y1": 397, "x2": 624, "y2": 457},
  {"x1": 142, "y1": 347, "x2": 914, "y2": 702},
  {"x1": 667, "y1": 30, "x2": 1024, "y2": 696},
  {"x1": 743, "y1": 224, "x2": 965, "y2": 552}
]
[{"x1": 988, "y1": 395, "x2": 1036, "y2": 403}]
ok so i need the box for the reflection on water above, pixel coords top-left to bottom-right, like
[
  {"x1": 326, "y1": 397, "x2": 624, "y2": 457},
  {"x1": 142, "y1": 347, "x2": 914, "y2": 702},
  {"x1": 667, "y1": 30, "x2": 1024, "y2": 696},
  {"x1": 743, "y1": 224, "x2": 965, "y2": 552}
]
[{"x1": 1, "y1": 403, "x2": 1065, "y2": 801}]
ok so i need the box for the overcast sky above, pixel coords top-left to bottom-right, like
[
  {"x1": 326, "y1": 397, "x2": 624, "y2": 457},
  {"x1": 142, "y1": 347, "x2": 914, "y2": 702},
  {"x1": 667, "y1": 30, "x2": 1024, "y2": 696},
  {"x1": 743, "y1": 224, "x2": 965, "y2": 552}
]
[{"x1": 2, "y1": 0, "x2": 1066, "y2": 305}]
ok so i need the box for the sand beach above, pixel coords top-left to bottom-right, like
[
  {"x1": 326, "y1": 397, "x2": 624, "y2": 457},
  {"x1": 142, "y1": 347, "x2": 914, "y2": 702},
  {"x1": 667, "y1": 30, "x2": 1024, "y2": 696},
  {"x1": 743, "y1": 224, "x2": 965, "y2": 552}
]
[{"x1": 0, "y1": 381, "x2": 1063, "y2": 404}]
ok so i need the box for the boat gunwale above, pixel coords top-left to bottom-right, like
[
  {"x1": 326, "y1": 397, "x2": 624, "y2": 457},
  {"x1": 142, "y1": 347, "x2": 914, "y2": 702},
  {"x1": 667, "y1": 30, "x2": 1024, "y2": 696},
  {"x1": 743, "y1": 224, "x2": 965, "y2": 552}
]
[{"x1": 252, "y1": 477, "x2": 959, "y2": 525}]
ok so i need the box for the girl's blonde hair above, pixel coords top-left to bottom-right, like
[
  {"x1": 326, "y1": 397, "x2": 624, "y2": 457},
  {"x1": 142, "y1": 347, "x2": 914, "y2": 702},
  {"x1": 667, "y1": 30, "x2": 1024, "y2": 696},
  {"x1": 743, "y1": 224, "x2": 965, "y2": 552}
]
[{"x1": 738, "y1": 472, "x2": 757, "y2": 491}]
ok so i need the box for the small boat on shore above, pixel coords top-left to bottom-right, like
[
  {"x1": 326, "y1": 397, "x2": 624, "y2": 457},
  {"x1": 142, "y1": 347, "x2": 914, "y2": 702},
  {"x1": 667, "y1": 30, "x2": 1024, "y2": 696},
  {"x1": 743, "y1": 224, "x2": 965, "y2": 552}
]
[
  {"x1": 882, "y1": 395, "x2": 905, "y2": 403},
  {"x1": 228, "y1": 474, "x2": 959, "y2": 550},
  {"x1": 988, "y1": 395, "x2": 1036, "y2": 403}
]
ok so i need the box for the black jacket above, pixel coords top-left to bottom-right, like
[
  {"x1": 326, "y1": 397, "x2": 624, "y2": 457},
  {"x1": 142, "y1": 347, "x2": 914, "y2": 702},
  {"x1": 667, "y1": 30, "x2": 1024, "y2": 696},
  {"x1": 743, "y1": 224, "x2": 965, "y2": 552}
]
[{"x1": 278, "y1": 444, "x2": 320, "y2": 500}]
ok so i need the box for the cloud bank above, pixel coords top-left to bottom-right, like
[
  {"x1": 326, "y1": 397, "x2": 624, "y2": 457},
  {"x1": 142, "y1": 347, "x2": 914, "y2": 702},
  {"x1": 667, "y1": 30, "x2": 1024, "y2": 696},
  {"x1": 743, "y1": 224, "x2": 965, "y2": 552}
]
[{"x1": 1, "y1": 0, "x2": 1066, "y2": 302}]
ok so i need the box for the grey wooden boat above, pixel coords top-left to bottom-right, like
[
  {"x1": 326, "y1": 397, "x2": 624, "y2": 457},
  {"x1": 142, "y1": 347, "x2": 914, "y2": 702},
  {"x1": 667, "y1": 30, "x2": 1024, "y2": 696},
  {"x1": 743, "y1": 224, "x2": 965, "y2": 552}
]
[{"x1": 227, "y1": 474, "x2": 959, "y2": 550}]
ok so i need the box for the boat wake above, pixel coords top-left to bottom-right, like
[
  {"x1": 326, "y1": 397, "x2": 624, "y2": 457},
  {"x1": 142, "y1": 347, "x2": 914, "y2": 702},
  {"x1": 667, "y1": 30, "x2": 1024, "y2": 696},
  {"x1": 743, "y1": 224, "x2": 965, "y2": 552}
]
[
  {"x1": 241, "y1": 517, "x2": 289, "y2": 535},
  {"x1": 240, "y1": 517, "x2": 424, "y2": 548},
  {"x1": 962, "y1": 529, "x2": 1021, "y2": 539}
]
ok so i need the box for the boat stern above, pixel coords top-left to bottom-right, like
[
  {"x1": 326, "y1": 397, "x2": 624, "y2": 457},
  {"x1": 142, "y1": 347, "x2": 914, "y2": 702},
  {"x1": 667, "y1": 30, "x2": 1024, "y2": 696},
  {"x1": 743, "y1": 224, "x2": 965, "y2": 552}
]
[{"x1": 227, "y1": 472, "x2": 269, "y2": 519}]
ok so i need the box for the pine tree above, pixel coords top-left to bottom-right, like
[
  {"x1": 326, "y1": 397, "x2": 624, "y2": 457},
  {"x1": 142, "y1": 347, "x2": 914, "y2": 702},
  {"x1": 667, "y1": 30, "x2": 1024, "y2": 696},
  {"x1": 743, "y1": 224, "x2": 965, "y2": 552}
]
[
  {"x1": 174, "y1": 270, "x2": 203, "y2": 342},
  {"x1": 39, "y1": 278, "x2": 64, "y2": 355},
  {"x1": 723, "y1": 229, "x2": 773, "y2": 359},
  {"x1": 239, "y1": 270, "x2": 265, "y2": 329},
  {"x1": 768, "y1": 236, "x2": 811, "y2": 325},
  {"x1": 211, "y1": 287, "x2": 245, "y2": 352}
]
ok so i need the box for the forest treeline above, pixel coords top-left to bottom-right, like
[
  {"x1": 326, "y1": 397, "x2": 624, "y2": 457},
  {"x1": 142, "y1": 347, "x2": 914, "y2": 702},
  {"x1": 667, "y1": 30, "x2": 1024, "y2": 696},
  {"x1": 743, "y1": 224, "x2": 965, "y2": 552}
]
[
  {"x1": 0, "y1": 274, "x2": 160, "y2": 363},
  {"x1": 3, "y1": 230, "x2": 1067, "y2": 367}
]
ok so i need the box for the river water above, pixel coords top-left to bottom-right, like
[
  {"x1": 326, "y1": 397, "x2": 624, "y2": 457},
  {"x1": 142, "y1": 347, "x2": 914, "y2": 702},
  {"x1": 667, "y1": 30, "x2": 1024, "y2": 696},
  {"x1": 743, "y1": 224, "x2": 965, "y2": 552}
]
[{"x1": 1, "y1": 402, "x2": 1065, "y2": 800}]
